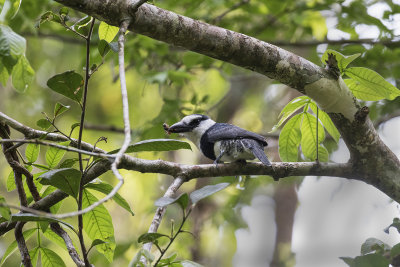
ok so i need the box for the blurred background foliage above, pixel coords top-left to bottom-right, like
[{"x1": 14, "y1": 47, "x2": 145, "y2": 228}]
[{"x1": 1, "y1": 0, "x2": 400, "y2": 266}]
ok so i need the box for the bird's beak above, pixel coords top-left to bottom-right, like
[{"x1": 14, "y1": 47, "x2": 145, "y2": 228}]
[{"x1": 168, "y1": 122, "x2": 192, "y2": 133}]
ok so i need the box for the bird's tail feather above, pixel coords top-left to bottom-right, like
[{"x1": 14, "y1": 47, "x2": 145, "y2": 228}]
[{"x1": 242, "y1": 139, "x2": 272, "y2": 166}]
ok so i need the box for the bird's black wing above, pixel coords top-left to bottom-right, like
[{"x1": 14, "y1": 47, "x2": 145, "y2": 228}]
[{"x1": 205, "y1": 123, "x2": 268, "y2": 146}]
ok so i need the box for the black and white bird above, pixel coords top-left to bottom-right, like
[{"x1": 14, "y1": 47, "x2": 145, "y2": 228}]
[{"x1": 166, "y1": 114, "x2": 271, "y2": 166}]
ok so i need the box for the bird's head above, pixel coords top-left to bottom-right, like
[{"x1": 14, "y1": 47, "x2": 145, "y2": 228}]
[{"x1": 167, "y1": 114, "x2": 216, "y2": 145}]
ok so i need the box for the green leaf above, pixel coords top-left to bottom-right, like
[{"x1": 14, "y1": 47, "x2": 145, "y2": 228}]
[
  {"x1": 82, "y1": 189, "x2": 115, "y2": 262},
  {"x1": 391, "y1": 243, "x2": 400, "y2": 258},
  {"x1": 98, "y1": 39, "x2": 111, "y2": 57},
  {"x1": 278, "y1": 113, "x2": 303, "y2": 162},
  {"x1": 109, "y1": 139, "x2": 191, "y2": 154},
  {"x1": 45, "y1": 141, "x2": 70, "y2": 169},
  {"x1": 39, "y1": 168, "x2": 81, "y2": 198},
  {"x1": 59, "y1": 158, "x2": 79, "y2": 168},
  {"x1": 43, "y1": 228, "x2": 69, "y2": 251},
  {"x1": 89, "y1": 239, "x2": 107, "y2": 252},
  {"x1": 1, "y1": 228, "x2": 36, "y2": 265},
  {"x1": 42, "y1": 186, "x2": 62, "y2": 214},
  {"x1": 168, "y1": 70, "x2": 194, "y2": 85},
  {"x1": 29, "y1": 246, "x2": 40, "y2": 267},
  {"x1": 25, "y1": 143, "x2": 40, "y2": 163},
  {"x1": 301, "y1": 113, "x2": 327, "y2": 162},
  {"x1": 40, "y1": 247, "x2": 66, "y2": 267},
  {"x1": 53, "y1": 102, "x2": 70, "y2": 118},
  {"x1": 340, "y1": 257, "x2": 355, "y2": 266},
  {"x1": 0, "y1": 25, "x2": 26, "y2": 57},
  {"x1": 272, "y1": 96, "x2": 309, "y2": 131},
  {"x1": 181, "y1": 260, "x2": 204, "y2": 267},
  {"x1": 321, "y1": 49, "x2": 361, "y2": 73},
  {"x1": 0, "y1": 60, "x2": 9, "y2": 85},
  {"x1": 11, "y1": 55, "x2": 34, "y2": 93},
  {"x1": 5, "y1": 0, "x2": 22, "y2": 20},
  {"x1": 361, "y1": 238, "x2": 390, "y2": 255},
  {"x1": 309, "y1": 102, "x2": 340, "y2": 143},
  {"x1": 0, "y1": 196, "x2": 11, "y2": 220},
  {"x1": 85, "y1": 182, "x2": 134, "y2": 216},
  {"x1": 35, "y1": 11, "x2": 62, "y2": 28},
  {"x1": 137, "y1": 233, "x2": 170, "y2": 244},
  {"x1": 98, "y1": 21, "x2": 119, "y2": 43},
  {"x1": 351, "y1": 254, "x2": 389, "y2": 267},
  {"x1": 47, "y1": 71, "x2": 84, "y2": 103},
  {"x1": 11, "y1": 214, "x2": 74, "y2": 230},
  {"x1": 36, "y1": 119, "x2": 51, "y2": 130},
  {"x1": 155, "y1": 193, "x2": 189, "y2": 210},
  {"x1": 6, "y1": 170, "x2": 15, "y2": 191},
  {"x1": 189, "y1": 183, "x2": 230, "y2": 204},
  {"x1": 345, "y1": 67, "x2": 400, "y2": 100}
]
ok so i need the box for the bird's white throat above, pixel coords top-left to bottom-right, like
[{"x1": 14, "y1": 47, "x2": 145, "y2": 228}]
[{"x1": 182, "y1": 118, "x2": 215, "y2": 148}]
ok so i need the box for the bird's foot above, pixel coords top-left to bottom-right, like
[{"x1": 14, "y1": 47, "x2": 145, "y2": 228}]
[{"x1": 235, "y1": 159, "x2": 247, "y2": 165}]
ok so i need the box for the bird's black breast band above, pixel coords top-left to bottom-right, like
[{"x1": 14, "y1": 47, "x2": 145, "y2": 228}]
[{"x1": 200, "y1": 126, "x2": 216, "y2": 160}]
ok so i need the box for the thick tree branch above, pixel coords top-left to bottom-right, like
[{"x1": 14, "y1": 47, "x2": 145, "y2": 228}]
[{"x1": 51, "y1": 0, "x2": 400, "y2": 200}]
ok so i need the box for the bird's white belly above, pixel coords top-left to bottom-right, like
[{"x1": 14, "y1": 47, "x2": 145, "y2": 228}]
[{"x1": 214, "y1": 140, "x2": 255, "y2": 162}]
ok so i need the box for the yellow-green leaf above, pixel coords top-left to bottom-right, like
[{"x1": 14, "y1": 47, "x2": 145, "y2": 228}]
[
  {"x1": 82, "y1": 189, "x2": 115, "y2": 262},
  {"x1": 301, "y1": 113, "x2": 327, "y2": 161},
  {"x1": 278, "y1": 113, "x2": 303, "y2": 162},
  {"x1": 345, "y1": 67, "x2": 400, "y2": 100},
  {"x1": 98, "y1": 21, "x2": 119, "y2": 43}
]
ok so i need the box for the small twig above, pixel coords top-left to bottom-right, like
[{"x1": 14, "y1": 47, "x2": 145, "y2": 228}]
[
  {"x1": 0, "y1": 139, "x2": 114, "y2": 159},
  {"x1": 153, "y1": 208, "x2": 192, "y2": 266},
  {"x1": 76, "y1": 17, "x2": 96, "y2": 267},
  {"x1": 50, "y1": 223, "x2": 85, "y2": 267},
  {"x1": 15, "y1": 222, "x2": 32, "y2": 267},
  {"x1": 210, "y1": 0, "x2": 250, "y2": 24},
  {"x1": 139, "y1": 177, "x2": 186, "y2": 264}
]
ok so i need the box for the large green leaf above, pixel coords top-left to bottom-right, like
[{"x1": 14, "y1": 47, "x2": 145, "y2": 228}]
[
  {"x1": 278, "y1": 113, "x2": 303, "y2": 162},
  {"x1": 272, "y1": 96, "x2": 309, "y2": 131},
  {"x1": 189, "y1": 183, "x2": 230, "y2": 204},
  {"x1": 38, "y1": 168, "x2": 81, "y2": 198},
  {"x1": 0, "y1": 228, "x2": 36, "y2": 265},
  {"x1": 345, "y1": 67, "x2": 400, "y2": 100},
  {"x1": 85, "y1": 182, "x2": 134, "y2": 215},
  {"x1": 25, "y1": 143, "x2": 40, "y2": 163},
  {"x1": 82, "y1": 189, "x2": 115, "y2": 262},
  {"x1": 300, "y1": 113, "x2": 328, "y2": 162},
  {"x1": 0, "y1": 24, "x2": 26, "y2": 57},
  {"x1": 309, "y1": 102, "x2": 340, "y2": 143},
  {"x1": 98, "y1": 21, "x2": 119, "y2": 43},
  {"x1": 109, "y1": 139, "x2": 191, "y2": 154},
  {"x1": 46, "y1": 71, "x2": 84, "y2": 103},
  {"x1": 45, "y1": 141, "x2": 70, "y2": 169},
  {"x1": 40, "y1": 247, "x2": 66, "y2": 267},
  {"x1": 321, "y1": 49, "x2": 360, "y2": 73},
  {"x1": 11, "y1": 55, "x2": 34, "y2": 93}
]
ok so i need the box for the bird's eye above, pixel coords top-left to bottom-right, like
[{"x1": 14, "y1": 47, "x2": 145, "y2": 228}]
[{"x1": 190, "y1": 118, "x2": 201, "y2": 125}]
